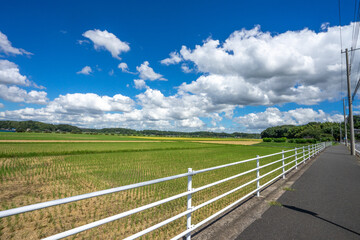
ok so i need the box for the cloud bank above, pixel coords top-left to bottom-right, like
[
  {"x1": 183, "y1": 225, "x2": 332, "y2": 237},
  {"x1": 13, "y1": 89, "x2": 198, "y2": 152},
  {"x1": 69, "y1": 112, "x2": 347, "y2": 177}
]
[
  {"x1": 235, "y1": 107, "x2": 343, "y2": 132},
  {"x1": 166, "y1": 24, "x2": 352, "y2": 106}
]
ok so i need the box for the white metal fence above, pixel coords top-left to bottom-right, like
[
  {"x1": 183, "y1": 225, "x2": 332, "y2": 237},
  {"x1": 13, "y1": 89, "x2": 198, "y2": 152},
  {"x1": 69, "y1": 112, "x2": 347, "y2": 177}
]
[
  {"x1": 0, "y1": 142, "x2": 332, "y2": 239},
  {"x1": 345, "y1": 141, "x2": 360, "y2": 155},
  {"x1": 355, "y1": 146, "x2": 360, "y2": 155}
]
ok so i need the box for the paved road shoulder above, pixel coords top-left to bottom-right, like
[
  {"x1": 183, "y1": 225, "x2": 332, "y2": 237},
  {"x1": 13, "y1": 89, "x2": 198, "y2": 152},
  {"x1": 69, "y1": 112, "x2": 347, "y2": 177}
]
[{"x1": 237, "y1": 145, "x2": 360, "y2": 240}]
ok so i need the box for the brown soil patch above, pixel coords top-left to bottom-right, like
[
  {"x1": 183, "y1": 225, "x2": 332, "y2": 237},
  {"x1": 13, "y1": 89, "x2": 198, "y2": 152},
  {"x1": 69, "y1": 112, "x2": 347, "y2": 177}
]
[{"x1": 192, "y1": 141, "x2": 260, "y2": 145}]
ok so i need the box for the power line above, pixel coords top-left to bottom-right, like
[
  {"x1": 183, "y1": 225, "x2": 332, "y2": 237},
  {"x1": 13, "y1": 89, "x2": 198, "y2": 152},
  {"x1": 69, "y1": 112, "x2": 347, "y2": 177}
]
[
  {"x1": 350, "y1": 1, "x2": 360, "y2": 100},
  {"x1": 350, "y1": 0, "x2": 360, "y2": 67},
  {"x1": 352, "y1": 2, "x2": 360, "y2": 77},
  {"x1": 349, "y1": 0, "x2": 360, "y2": 101},
  {"x1": 339, "y1": 0, "x2": 345, "y2": 97}
]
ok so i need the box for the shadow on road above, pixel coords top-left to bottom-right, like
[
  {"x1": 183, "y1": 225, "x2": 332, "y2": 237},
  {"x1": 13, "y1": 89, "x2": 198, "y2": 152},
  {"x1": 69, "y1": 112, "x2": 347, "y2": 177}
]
[{"x1": 282, "y1": 205, "x2": 360, "y2": 237}]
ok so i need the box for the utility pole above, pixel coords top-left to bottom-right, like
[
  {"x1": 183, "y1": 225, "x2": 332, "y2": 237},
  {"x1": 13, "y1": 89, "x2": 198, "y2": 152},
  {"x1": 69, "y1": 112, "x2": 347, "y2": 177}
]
[
  {"x1": 343, "y1": 98, "x2": 348, "y2": 146},
  {"x1": 340, "y1": 122, "x2": 342, "y2": 143},
  {"x1": 345, "y1": 48, "x2": 356, "y2": 155}
]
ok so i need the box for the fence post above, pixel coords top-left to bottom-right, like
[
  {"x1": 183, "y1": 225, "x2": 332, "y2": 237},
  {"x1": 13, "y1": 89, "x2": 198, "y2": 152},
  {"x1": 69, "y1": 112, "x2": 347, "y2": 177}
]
[
  {"x1": 308, "y1": 145, "x2": 310, "y2": 160},
  {"x1": 282, "y1": 150, "x2": 285, "y2": 179},
  {"x1": 303, "y1": 146, "x2": 306, "y2": 163},
  {"x1": 311, "y1": 144, "x2": 314, "y2": 157},
  {"x1": 295, "y1": 147, "x2": 298, "y2": 169},
  {"x1": 256, "y1": 155, "x2": 260, "y2": 197},
  {"x1": 316, "y1": 144, "x2": 319, "y2": 154},
  {"x1": 313, "y1": 144, "x2": 315, "y2": 156},
  {"x1": 311, "y1": 144, "x2": 315, "y2": 157},
  {"x1": 314, "y1": 144, "x2": 316, "y2": 155},
  {"x1": 186, "y1": 168, "x2": 193, "y2": 240}
]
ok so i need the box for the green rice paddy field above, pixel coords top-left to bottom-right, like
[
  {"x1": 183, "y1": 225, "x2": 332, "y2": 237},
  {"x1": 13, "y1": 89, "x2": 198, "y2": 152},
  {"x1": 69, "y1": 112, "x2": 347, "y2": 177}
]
[{"x1": 0, "y1": 132, "x2": 307, "y2": 239}]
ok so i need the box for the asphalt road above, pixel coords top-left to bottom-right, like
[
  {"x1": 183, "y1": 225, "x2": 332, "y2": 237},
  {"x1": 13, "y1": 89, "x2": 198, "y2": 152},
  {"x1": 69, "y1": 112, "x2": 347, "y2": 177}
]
[{"x1": 236, "y1": 144, "x2": 360, "y2": 240}]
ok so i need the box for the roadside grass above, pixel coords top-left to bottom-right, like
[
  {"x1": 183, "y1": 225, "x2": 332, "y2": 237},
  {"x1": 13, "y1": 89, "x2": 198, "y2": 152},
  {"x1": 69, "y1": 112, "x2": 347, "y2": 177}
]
[
  {"x1": 268, "y1": 201, "x2": 283, "y2": 206},
  {"x1": 0, "y1": 139, "x2": 307, "y2": 239}
]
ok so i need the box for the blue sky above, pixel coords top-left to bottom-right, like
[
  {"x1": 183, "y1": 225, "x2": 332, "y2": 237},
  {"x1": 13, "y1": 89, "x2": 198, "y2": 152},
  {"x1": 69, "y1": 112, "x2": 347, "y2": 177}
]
[{"x1": 0, "y1": 0, "x2": 358, "y2": 132}]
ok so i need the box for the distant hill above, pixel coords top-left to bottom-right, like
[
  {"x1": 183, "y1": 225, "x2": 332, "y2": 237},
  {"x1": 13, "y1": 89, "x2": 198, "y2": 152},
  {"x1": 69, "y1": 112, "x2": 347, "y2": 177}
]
[{"x1": 0, "y1": 120, "x2": 260, "y2": 139}]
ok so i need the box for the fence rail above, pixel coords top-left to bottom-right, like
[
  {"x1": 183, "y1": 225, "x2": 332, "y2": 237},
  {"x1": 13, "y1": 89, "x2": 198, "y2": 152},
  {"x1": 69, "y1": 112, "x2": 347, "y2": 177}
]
[
  {"x1": 355, "y1": 148, "x2": 360, "y2": 155},
  {"x1": 0, "y1": 142, "x2": 332, "y2": 239}
]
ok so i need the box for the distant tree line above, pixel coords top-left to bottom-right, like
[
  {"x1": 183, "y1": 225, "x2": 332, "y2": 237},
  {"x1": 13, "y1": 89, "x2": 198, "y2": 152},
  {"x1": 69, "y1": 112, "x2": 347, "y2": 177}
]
[
  {"x1": 0, "y1": 120, "x2": 261, "y2": 139},
  {"x1": 0, "y1": 120, "x2": 81, "y2": 133},
  {"x1": 260, "y1": 119, "x2": 360, "y2": 141}
]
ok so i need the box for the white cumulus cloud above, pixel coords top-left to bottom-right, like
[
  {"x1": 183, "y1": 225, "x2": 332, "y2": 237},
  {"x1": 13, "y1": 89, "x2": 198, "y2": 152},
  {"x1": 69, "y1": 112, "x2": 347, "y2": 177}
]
[
  {"x1": 168, "y1": 24, "x2": 354, "y2": 106},
  {"x1": 134, "y1": 79, "x2": 147, "y2": 90},
  {"x1": 0, "y1": 31, "x2": 32, "y2": 56},
  {"x1": 118, "y1": 62, "x2": 135, "y2": 74},
  {"x1": 0, "y1": 87, "x2": 233, "y2": 131},
  {"x1": 235, "y1": 107, "x2": 343, "y2": 132},
  {"x1": 136, "y1": 61, "x2": 166, "y2": 81},
  {"x1": 161, "y1": 52, "x2": 182, "y2": 65},
  {"x1": 118, "y1": 62, "x2": 129, "y2": 71},
  {"x1": 47, "y1": 93, "x2": 135, "y2": 114},
  {"x1": 1, "y1": 24, "x2": 354, "y2": 132},
  {"x1": 83, "y1": 29, "x2": 130, "y2": 59},
  {"x1": 181, "y1": 64, "x2": 193, "y2": 73},
  {"x1": 0, "y1": 60, "x2": 29, "y2": 86},
  {"x1": 77, "y1": 66, "x2": 92, "y2": 75},
  {"x1": 0, "y1": 84, "x2": 48, "y2": 104},
  {"x1": 321, "y1": 22, "x2": 330, "y2": 31},
  {"x1": 179, "y1": 117, "x2": 205, "y2": 128}
]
